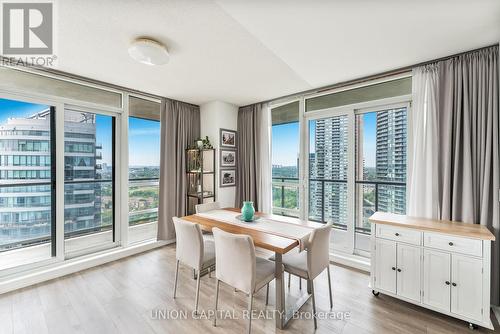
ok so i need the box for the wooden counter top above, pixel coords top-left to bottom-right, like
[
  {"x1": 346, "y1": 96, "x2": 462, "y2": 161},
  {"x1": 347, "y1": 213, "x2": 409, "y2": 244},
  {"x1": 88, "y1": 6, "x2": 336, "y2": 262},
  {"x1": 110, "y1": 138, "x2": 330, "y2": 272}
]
[{"x1": 369, "y1": 212, "x2": 495, "y2": 241}]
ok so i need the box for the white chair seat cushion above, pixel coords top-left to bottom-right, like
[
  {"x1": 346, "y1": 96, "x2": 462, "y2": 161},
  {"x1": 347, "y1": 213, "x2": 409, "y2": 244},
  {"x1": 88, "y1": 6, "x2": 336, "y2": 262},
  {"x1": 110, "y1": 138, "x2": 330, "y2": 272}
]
[
  {"x1": 202, "y1": 239, "x2": 216, "y2": 268},
  {"x1": 270, "y1": 250, "x2": 309, "y2": 279},
  {"x1": 254, "y1": 257, "x2": 276, "y2": 292}
]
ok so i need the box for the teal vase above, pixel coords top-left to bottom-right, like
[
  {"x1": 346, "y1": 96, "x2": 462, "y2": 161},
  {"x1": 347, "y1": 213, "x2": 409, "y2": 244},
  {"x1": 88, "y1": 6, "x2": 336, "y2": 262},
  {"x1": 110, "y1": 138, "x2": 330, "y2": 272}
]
[{"x1": 241, "y1": 201, "x2": 255, "y2": 222}]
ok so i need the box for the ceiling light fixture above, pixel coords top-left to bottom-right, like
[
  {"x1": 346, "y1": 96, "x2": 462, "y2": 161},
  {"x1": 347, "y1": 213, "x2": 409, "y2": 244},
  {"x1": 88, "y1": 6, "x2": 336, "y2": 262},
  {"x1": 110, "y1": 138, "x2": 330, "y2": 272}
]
[{"x1": 128, "y1": 38, "x2": 169, "y2": 66}]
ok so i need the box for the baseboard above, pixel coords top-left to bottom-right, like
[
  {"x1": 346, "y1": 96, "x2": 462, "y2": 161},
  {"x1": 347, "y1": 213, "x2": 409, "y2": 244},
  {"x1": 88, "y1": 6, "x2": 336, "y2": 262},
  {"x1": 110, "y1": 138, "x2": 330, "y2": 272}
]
[
  {"x1": 0, "y1": 239, "x2": 174, "y2": 295},
  {"x1": 492, "y1": 305, "x2": 500, "y2": 324},
  {"x1": 330, "y1": 252, "x2": 371, "y2": 273}
]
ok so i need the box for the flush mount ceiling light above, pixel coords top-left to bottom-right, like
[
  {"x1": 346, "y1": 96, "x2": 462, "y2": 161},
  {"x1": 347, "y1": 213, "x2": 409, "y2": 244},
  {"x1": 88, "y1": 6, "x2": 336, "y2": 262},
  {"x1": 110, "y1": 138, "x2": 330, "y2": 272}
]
[{"x1": 128, "y1": 38, "x2": 169, "y2": 66}]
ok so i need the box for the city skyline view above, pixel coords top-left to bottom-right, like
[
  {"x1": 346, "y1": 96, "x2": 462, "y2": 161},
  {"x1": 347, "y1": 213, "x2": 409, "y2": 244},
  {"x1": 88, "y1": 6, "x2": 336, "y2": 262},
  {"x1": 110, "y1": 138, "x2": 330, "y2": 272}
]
[
  {"x1": 271, "y1": 113, "x2": 378, "y2": 169},
  {"x1": 0, "y1": 99, "x2": 160, "y2": 168},
  {"x1": 272, "y1": 107, "x2": 407, "y2": 231},
  {"x1": 0, "y1": 98, "x2": 160, "y2": 251}
]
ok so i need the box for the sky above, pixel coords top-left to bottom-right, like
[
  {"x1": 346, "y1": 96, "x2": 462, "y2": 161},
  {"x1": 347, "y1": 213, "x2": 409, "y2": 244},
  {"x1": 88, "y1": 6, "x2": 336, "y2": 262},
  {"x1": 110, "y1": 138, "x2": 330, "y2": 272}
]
[
  {"x1": 0, "y1": 98, "x2": 160, "y2": 167},
  {"x1": 272, "y1": 122, "x2": 299, "y2": 166},
  {"x1": 271, "y1": 112, "x2": 377, "y2": 168},
  {"x1": 0, "y1": 99, "x2": 49, "y2": 122},
  {"x1": 128, "y1": 117, "x2": 160, "y2": 166}
]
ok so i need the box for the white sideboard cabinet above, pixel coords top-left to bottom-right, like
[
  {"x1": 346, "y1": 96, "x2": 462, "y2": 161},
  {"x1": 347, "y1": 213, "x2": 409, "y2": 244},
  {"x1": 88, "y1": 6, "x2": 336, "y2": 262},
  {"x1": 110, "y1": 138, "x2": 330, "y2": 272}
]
[{"x1": 369, "y1": 212, "x2": 495, "y2": 330}]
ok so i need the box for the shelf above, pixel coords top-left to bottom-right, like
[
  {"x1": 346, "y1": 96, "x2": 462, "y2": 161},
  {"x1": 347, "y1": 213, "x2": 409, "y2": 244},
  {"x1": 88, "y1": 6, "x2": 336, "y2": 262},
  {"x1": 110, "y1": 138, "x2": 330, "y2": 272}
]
[
  {"x1": 186, "y1": 148, "x2": 216, "y2": 152},
  {"x1": 188, "y1": 194, "x2": 215, "y2": 199},
  {"x1": 187, "y1": 171, "x2": 215, "y2": 174}
]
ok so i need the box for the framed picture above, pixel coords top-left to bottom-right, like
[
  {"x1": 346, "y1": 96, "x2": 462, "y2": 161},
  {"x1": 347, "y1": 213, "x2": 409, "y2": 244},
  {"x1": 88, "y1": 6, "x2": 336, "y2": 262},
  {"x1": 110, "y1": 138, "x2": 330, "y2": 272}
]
[
  {"x1": 220, "y1": 149, "x2": 236, "y2": 168},
  {"x1": 220, "y1": 128, "x2": 236, "y2": 148},
  {"x1": 220, "y1": 169, "x2": 236, "y2": 187}
]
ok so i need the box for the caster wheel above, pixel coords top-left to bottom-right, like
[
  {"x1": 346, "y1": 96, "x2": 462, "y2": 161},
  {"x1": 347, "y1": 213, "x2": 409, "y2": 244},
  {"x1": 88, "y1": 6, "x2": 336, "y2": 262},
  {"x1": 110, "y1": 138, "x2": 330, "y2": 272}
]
[
  {"x1": 468, "y1": 323, "x2": 478, "y2": 330},
  {"x1": 372, "y1": 290, "x2": 380, "y2": 297}
]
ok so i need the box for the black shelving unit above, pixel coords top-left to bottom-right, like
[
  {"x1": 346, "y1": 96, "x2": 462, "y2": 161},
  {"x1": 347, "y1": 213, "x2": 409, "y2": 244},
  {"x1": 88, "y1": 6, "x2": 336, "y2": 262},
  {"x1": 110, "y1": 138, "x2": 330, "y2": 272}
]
[{"x1": 186, "y1": 148, "x2": 216, "y2": 214}]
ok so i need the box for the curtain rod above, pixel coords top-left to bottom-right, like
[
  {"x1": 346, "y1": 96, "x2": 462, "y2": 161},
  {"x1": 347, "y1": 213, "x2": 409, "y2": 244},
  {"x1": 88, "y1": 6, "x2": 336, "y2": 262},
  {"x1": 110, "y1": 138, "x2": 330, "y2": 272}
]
[{"x1": 247, "y1": 43, "x2": 499, "y2": 108}]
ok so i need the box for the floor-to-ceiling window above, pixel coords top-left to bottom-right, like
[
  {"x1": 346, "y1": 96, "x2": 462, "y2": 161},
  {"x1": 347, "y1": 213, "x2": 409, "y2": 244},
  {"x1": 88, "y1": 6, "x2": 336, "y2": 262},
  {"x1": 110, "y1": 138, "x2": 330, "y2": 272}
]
[
  {"x1": 0, "y1": 98, "x2": 55, "y2": 270},
  {"x1": 127, "y1": 96, "x2": 161, "y2": 244},
  {"x1": 0, "y1": 67, "x2": 168, "y2": 284},
  {"x1": 271, "y1": 76, "x2": 411, "y2": 259},
  {"x1": 271, "y1": 101, "x2": 300, "y2": 217}
]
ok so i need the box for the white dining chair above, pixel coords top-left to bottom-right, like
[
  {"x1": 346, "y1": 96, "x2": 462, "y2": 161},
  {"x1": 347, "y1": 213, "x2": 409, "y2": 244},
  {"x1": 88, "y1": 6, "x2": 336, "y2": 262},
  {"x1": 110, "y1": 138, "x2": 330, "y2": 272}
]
[
  {"x1": 212, "y1": 228, "x2": 276, "y2": 334},
  {"x1": 270, "y1": 223, "x2": 333, "y2": 329},
  {"x1": 195, "y1": 201, "x2": 221, "y2": 213},
  {"x1": 172, "y1": 217, "x2": 216, "y2": 314}
]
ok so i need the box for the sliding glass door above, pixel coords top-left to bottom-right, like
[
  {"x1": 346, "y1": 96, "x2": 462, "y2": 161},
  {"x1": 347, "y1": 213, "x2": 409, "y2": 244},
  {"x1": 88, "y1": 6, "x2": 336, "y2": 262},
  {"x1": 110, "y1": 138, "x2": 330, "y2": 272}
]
[
  {"x1": 306, "y1": 112, "x2": 354, "y2": 253},
  {"x1": 354, "y1": 105, "x2": 408, "y2": 252},
  {"x1": 270, "y1": 77, "x2": 412, "y2": 259},
  {"x1": 303, "y1": 102, "x2": 409, "y2": 256},
  {"x1": 64, "y1": 108, "x2": 116, "y2": 256},
  {"x1": 0, "y1": 98, "x2": 56, "y2": 271}
]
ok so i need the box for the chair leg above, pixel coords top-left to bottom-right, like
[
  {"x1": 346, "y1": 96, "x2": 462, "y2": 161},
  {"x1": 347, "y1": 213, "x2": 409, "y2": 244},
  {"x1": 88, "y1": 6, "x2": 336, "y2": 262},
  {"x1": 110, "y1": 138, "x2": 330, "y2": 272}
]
[
  {"x1": 310, "y1": 280, "x2": 317, "y2": 329},
  {"x1": 288, "y1": 272, "x2": 291, "y2": 288},
  {"x1": 193, "y1": 268, "x2": 196, "y2": 280},
  {"x1": 247, "y1": 293, "x2": 253, "y2": 334},
  {"x1": 327, "y1": 267, "x2": 333, "y2": 309},
  {"x1": 173, "y1": 260, "x2": 179, "y2": 298},
  {"x1": 299, "y1": 277, "x2": 302, "y2": 290},
  {"x1": 213, "y1": 279, "x2": 220, "y2": 327},
  {"x1": 265, "y1": 283, "x2": 269, "y2": 306},
  {"x1": 195, "y1": 269, "x2": 201, "y2": 314}
]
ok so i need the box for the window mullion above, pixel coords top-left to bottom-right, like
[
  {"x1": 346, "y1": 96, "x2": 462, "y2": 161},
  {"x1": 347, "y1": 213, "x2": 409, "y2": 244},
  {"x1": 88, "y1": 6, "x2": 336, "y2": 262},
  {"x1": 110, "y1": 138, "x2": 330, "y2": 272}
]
[{"x1": 55, "y1": 103, "x2": 66, "y2": 261}]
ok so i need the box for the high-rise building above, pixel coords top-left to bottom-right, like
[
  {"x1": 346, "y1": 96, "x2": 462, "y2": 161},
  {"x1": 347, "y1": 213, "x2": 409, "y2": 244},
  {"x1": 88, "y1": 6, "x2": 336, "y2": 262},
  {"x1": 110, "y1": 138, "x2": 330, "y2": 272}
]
[
  {"x1": 309, "y1": 116, "x2": 348, "y2": 225},
  {"x1": 0, "y1": 109, "x2": 103, "y2": 249},
  {"x1": 375, "y1": 108, "x2": 407, "y2": 214}
]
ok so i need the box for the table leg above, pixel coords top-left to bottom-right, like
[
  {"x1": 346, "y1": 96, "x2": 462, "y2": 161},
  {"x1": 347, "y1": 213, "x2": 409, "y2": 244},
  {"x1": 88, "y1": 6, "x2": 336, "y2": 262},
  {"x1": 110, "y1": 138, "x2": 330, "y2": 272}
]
[{"x1": 275, "y1": 252, "x2": 285, "y2": 329}]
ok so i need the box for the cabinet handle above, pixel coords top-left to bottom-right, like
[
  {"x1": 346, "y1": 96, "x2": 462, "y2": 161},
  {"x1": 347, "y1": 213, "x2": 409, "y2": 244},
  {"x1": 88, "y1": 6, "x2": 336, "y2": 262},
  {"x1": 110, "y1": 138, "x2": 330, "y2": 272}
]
[
  {"x1": 452, "y1": 282, "x2": 457, "y2": 287},
  {"x1": 448, "y1": 242, "x2": 454, "y2": 246},
  {"x1": 395, "y1": 233, "x2": 400, "y2": 236},
  {"x1": 445, "y1": 281, "x2": 450, "y2": 285},
  {"x1": 397, "y1": 268, "x2": 402, "y2": 272},
  {"x1": 391, "y1": 267, "x2": 396, "y2": 271}
]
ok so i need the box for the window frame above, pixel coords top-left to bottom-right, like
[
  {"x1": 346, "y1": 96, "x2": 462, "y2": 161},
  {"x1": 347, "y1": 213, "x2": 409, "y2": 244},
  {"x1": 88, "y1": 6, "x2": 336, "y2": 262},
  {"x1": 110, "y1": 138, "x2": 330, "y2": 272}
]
[
  {"x1": 0, "y1": 92, "x2": 63, "y2": 278},
  {"x1": 126, "y1": 95, "x2": 161, "y2": 245},
  {"x1": 302, "y1": 95, "x2": 411, "y2": 257},
  {"x1": 269, "y1": 74, "x2": 412, "y2": 261},
  {"x1": 63, "y1": 104, "x2": 121, "y2": 259}
]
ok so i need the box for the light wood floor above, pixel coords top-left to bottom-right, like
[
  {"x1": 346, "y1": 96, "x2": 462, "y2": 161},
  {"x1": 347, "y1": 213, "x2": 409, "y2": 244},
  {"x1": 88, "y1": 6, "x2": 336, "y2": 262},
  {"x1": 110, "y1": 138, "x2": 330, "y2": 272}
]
[{"x1": 0, "y1": 244, "x2": 498, "y2": 334}]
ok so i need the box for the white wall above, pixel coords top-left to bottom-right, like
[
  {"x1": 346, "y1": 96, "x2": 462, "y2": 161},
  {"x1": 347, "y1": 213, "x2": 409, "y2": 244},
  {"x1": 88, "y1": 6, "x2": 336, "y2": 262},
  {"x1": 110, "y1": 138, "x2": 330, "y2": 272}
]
[{"x1": 200, "y1": 101, "x2": 238, "y2": 207}]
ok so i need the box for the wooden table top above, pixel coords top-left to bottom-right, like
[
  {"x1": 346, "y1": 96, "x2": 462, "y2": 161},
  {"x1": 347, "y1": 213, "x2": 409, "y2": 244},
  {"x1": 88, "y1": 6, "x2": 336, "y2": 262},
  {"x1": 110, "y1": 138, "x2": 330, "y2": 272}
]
[
  {"x1": 369, "y1": 212, "x2": 495, "y2": 241},
  {"x1": 182, "y1": 208, "x2": 324, "y2": 254}
]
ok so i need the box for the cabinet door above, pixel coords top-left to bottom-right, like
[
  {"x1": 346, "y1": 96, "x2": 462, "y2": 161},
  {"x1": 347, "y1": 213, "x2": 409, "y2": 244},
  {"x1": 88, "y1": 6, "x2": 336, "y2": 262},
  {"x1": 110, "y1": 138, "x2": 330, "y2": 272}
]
[
  {"x1": 423, "y1": 249, "x2": 451, "y2": 312},
  {"x1": 374, "y1": 239, "x2": 396, "y2": 294},
  {"x1": 396, "y1": 243, "x2": 421, "y2": 302},
  {"x1": 451, "y1": 254, "x2": 483, "y2": 321}
]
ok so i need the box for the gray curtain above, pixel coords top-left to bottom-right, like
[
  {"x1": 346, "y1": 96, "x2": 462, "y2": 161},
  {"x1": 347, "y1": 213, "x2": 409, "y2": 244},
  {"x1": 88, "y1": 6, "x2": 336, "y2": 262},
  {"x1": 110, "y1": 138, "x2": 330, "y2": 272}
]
[
  {"x1": 434, "y1": 46, "x2": 499, "y2": 304},
  {"x1": 158, "y1": 99, "x2": 200, "y2": 240},
  {"x1": 235, "y1": 103, "x2": 263, "y2": 209}
]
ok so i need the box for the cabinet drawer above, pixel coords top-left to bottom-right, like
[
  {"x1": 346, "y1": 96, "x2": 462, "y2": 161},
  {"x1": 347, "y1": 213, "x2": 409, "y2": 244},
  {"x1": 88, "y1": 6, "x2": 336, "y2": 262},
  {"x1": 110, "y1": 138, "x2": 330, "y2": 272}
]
[
  {"x1": 376, "y1": 224, "x2": 421, "y2": 245},
  {"x1": 423, "y1": 232, "x2": 482, "y2": 257}
]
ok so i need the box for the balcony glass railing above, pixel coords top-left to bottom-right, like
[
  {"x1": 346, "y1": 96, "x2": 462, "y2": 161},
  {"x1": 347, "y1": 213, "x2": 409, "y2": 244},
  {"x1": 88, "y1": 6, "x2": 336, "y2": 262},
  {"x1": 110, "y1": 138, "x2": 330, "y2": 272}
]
[
  {"x1": 355, "y1": 180, "x2": 406, "y2": 234},
  {"x1": 271, "y1": 177, "x2": 406, "y2": 235},
  {"x1": 0, "y1": 182, "x2": 53, "y2": 251},
  {"x1": 272, "y1": 177, "x2": 299, "y2": 217},
  {"x1": 128, "y1": 178, "x2": 159, "y2": 226}
]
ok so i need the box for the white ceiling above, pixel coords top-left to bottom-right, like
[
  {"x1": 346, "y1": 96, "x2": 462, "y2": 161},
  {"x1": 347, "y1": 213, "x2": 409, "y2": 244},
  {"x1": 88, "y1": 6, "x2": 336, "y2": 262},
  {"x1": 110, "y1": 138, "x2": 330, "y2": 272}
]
[{"x1": 56, "y1": 0, "x2": 500, "y2": 106}]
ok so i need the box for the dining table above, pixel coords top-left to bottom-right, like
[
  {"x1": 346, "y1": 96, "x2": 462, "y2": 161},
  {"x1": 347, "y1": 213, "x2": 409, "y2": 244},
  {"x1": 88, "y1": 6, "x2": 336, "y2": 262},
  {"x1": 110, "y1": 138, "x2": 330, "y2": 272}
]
[{"x1": 182, "y1": 207, "x2": 324, "y2": 329}]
